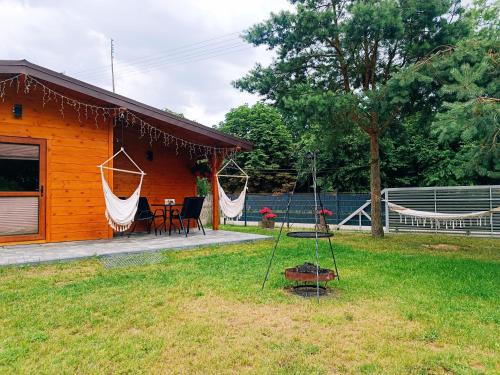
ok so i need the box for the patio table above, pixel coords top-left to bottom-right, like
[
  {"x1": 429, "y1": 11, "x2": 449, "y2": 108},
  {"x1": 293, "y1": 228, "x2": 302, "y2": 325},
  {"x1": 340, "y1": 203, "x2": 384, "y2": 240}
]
[{"x1": 151, "y1": 203, "x2": 183, "y2": 235}]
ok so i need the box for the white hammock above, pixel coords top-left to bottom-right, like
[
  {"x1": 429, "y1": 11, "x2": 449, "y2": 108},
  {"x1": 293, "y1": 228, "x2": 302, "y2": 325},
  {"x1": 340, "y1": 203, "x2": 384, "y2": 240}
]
[
  {"x1": 388, "y1": 202, "x2": 500, "y2": 229},
  {"x1": 99, "y1": 147, "x2": 145, "y2": 232},
  {"x1": 216, "y1": 159, "x2": 249, "y2": 219}
]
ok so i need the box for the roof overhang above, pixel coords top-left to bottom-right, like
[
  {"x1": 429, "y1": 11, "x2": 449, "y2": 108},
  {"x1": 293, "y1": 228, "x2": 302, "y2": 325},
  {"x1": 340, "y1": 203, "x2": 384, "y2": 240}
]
[{"x1": 0, "y1": 59, "x2": 252, "y2": 151}]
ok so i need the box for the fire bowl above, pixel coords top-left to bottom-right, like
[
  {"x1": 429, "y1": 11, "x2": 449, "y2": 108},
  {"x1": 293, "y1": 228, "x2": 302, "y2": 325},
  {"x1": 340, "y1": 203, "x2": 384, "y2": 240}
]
[{"x1": 285, "y1": 262, "x2": 336, "y2": 283}]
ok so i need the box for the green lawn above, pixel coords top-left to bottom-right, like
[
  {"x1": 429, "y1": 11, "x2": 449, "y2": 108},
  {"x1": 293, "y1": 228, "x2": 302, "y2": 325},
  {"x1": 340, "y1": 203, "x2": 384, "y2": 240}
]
[{"x1": 0, "y1": 227, "x2": 498, "y2": 374}]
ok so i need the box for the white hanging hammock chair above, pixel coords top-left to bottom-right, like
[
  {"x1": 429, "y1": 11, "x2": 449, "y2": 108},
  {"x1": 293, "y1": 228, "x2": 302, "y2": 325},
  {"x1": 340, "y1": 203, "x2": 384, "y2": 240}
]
[
  {"x1": 388, "y1": 202, "x2": 500, "y2": 229},
  {"x1": 216, "y1": 159, "x2": 249, "y2": 220},
  {"x1": 99, "y1": 147, "x2": 145, "y2": 232}
]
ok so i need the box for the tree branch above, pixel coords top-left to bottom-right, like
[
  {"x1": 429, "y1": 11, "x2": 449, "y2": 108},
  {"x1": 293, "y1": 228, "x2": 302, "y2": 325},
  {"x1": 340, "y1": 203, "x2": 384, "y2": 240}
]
[
  {"x1": 383, "y1": 40, "x2": 399, "y2": 82},
  {"x1": 327, "y1": 37, "x2": 351, "y2": 92},
  {"x1": 380, "y1": 107, "x2": 400, "y2": 132}
]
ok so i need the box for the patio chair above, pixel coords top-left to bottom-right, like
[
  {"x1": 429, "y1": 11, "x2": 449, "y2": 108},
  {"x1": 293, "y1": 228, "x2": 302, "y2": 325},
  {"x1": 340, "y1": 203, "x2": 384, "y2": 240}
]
[
  {"x1": 171, "y1": 196, "x2": 206, "y2": 237},
  {"x1": 127, "y1": 197, "x2": 163, "y2": 237}
]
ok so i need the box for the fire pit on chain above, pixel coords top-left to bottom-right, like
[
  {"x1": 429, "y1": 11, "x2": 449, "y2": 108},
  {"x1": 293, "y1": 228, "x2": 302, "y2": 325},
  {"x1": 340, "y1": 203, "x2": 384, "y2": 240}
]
[{"x1": 285, "y1": 262, "x2": 336, "y2": 297}]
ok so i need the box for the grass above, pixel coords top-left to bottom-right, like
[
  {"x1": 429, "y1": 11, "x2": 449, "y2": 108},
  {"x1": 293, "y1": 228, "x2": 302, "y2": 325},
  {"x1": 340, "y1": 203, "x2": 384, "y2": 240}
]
[{"x1": 0, "y1": 226, "x2": 498, "y2": 374}]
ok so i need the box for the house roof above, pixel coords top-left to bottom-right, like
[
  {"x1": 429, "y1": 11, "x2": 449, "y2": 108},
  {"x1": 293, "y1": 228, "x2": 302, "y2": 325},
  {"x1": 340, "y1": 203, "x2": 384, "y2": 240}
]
[{"x1": 0, "y1": 59, "x2": 252, "y2": 151}]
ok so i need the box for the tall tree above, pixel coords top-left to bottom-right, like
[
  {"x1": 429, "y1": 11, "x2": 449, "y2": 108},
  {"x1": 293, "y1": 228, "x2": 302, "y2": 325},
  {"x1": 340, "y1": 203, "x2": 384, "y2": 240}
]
[
  {"x1": 392, "y1": 0, "x2": 499, "y2": 183},
  {"x1": 234, "y1": 0, "x2": 467, "y2": 236},
  {"x1": 431, "y1": 1, "x2": 499, "y2": 182},
  {"x1": 217, "y1": 103, "x2": 295, "y2": 193}
]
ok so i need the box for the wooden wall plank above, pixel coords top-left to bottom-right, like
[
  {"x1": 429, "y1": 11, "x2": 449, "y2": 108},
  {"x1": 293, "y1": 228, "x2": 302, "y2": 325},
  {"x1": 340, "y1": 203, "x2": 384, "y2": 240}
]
[{"x1": 49, "y1": 197, "x2": 105, "y2": 207}]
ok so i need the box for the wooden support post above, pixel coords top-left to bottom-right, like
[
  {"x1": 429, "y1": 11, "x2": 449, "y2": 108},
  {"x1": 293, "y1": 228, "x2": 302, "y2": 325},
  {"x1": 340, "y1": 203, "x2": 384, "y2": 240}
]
[
  {"x1": 211, "y1": 154, "x2": 221, "y2": 230},
  {"x1": 106, "y1": 117, "x2": 114, "y2": 239}
]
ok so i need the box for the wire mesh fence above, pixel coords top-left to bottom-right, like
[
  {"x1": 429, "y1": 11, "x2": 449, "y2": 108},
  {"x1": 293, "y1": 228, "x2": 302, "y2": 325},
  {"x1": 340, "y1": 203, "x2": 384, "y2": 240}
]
[
  {"x1": 227, "y1": 192, "x2": 372, "y2": 226},
  {"x1": 100, "y1": 251, "x2": 165, "y2": 269}
]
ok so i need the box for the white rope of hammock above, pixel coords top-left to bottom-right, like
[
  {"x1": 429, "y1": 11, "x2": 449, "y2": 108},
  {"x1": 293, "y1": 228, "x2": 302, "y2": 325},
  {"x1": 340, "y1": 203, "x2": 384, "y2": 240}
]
[
  {"x1": 99, "y1": 147, "x2": 146, "y2": 232},
  {"x1": 216, "y1": 159, "x2": 249, "y2": 219},
  {"x1": 388, "y1": 202, "x2": 500, "y2": 229}
]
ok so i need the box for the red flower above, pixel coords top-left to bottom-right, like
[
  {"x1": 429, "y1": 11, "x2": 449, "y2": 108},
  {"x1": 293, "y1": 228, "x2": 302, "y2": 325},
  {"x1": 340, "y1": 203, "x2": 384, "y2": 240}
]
[
  {"x1": 264, "y1": 213, "x2": 277, "y2": 220},
  {"x1": 319, "y1": 209, "x2": 333, "y2": 216},
  {"x1": 259, "y1": 207, "x2": 272, "y2": 214}
]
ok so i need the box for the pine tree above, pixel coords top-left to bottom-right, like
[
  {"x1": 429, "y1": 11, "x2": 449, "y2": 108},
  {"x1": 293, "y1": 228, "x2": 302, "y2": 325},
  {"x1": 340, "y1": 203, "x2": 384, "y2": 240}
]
[{"x1": 234, "y1": 0, "x2": 467, "y2": 236}]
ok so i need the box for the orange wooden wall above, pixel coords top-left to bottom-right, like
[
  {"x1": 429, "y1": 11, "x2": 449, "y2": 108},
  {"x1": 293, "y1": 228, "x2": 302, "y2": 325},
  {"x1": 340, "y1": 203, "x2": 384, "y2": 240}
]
[
  {"x1": 0, "y1": 88, "x2": 196, "y2": 244},
  {"x1": 0, "y1": 88, "x2": 112, "y2": 243},
  {"x1": 113, "y1": 129, "x2": 197, "y2": 229}
]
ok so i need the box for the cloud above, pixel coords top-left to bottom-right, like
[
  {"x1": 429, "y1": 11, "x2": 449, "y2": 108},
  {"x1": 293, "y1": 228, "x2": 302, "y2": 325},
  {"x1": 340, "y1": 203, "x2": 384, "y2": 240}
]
[{"x1": 0, "y1": 0, "x2": 292, "y2": 126}]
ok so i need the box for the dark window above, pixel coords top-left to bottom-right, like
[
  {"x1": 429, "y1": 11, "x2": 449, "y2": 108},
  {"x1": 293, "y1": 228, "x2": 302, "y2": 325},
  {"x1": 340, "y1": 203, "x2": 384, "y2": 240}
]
[{"x1": 0, "y1": 143, "x2": 39, "y2": 192}]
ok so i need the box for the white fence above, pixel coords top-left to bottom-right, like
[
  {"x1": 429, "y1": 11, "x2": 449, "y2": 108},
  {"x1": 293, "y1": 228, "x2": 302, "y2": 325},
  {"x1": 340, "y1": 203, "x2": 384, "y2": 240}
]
[
  {"x1": 385, "y1": 185, "x2": 500, "y2": 236},
  {"x1": 337, "y1": 185, "x2": 500, "y2": 236}
]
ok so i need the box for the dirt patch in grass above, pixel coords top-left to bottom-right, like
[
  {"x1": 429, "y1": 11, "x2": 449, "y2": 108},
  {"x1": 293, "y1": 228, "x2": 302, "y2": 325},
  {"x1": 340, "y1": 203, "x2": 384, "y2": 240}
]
[
  {"x1": 283, "y1": 284, "x2": 341, "y2": 299},
  {"x1": 422, "y1": 244, "x2": 462, "y2": 251},
  {"x1": 151, "y1": 295, "x2": 433, "y2": 374},
  {"x1": 149, "y1": 293, "x2": 496, "y2": 374}
]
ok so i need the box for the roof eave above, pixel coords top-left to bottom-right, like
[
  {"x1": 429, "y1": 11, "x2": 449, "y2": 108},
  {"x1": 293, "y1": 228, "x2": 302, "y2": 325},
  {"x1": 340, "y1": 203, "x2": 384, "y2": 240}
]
[{"x1": 0, "y1": 59, "x2": 253, "y2": 151}]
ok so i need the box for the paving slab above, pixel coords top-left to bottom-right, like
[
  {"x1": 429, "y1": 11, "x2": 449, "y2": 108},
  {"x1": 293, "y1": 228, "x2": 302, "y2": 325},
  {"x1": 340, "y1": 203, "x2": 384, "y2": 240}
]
[{"x1": 0, "y1": 230, "x2": 271, "y2": 266}]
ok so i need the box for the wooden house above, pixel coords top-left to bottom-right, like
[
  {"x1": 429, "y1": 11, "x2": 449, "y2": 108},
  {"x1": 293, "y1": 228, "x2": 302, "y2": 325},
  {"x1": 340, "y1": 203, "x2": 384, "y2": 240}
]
[{"x1": 0, "y1": 60, "x2": 251, "y2": 245}]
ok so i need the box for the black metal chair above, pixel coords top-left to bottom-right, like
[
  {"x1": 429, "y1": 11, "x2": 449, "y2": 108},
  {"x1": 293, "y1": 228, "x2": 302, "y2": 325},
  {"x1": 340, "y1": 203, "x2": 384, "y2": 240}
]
[
  {"x1": 127, "y1": 197, "x2": 163, "y2": 237},
  {"x1": 171, "y1": 196, "x2": 206, "y2": 237}
]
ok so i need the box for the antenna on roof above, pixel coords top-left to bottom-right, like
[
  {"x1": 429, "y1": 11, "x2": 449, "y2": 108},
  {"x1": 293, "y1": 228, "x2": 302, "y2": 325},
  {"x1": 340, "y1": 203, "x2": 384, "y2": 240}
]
[{"x1": 110, "y1": 38, "x2": 116, "y2": 93}]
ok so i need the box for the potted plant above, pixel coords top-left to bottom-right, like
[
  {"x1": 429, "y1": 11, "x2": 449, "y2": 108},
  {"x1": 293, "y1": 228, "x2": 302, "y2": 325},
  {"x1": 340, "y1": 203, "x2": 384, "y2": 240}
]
[
  {"x1": 190, "y1": 160, "x2": 211, "y2": 180},
  {"x1": 259, "y1": 207, "x2": 277, "y2": 229},
  {"x1": 317, "y1": 208, "x2": 333, "y2": 232}
]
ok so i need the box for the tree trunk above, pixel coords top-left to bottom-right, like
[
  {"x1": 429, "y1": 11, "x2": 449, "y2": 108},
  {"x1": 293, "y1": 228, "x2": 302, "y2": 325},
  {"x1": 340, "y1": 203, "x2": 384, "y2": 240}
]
[{"x1": 369, "y1": 132, "x2": 384, "y2": 237}]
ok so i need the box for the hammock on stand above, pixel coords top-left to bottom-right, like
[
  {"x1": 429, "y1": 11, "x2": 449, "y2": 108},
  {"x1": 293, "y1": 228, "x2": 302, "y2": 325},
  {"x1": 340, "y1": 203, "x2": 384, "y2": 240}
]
[
  {"x1": 216, "y1": 159, "x2": 249, "y2": 219},
  {"x1": 388, "y1": 202, "x2": 500, "y2": 229},
  {"x1": 99, "y1": 147, "x2": 146, "y2": 232}
]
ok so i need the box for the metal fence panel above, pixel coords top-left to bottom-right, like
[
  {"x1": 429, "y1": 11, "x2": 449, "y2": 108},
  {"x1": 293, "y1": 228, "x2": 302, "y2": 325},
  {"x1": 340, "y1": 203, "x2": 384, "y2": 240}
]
[
  {"x1": 230, "y1": 192, "x2": 371, "y2": 226},
  {"x1": 386, "y1": 185, "x2": 500, "y2": 236}
]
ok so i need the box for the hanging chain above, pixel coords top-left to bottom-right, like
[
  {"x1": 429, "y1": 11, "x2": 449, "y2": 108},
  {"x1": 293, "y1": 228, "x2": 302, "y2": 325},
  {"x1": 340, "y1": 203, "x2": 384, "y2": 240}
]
[{"x1": 311, "y1": 152, "x2": 321, "y2": 301}]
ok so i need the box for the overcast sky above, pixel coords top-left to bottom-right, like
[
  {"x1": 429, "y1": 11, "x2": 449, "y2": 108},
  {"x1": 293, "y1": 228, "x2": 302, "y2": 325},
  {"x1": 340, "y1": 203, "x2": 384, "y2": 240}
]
[{"x1": 0, "y1": 0, "x2": 292, "y2": 126}]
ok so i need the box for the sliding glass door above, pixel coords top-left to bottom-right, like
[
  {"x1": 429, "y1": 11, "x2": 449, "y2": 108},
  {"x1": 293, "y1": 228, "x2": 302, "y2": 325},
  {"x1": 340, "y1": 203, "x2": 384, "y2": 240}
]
[{"x1": 0, "y1": 136, "x2": 46, "y2": 242}]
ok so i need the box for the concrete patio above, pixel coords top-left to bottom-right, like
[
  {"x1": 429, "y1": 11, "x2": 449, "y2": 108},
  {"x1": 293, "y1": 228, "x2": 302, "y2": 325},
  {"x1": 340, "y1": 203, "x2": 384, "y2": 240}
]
[{"x1": 0, "y1": 229, "x2": 271, "y2": 267}]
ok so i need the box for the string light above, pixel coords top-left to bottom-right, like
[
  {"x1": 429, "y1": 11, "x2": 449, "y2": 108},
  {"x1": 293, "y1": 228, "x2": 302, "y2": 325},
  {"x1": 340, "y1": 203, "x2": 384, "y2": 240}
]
[
  {"x1": 0, "y1": 74, "x2": 21, "y2": 102},
  {"x1": 0, "y1": 74, "x2": 239, "y2": 159}
]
